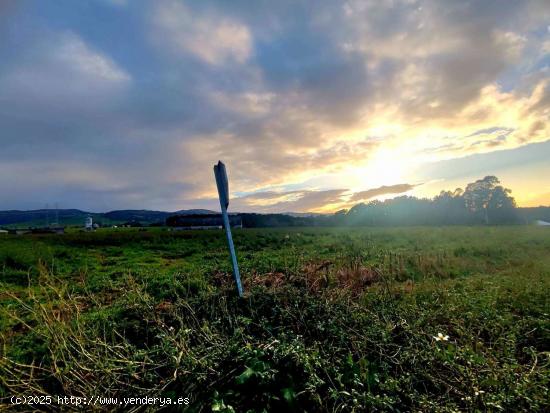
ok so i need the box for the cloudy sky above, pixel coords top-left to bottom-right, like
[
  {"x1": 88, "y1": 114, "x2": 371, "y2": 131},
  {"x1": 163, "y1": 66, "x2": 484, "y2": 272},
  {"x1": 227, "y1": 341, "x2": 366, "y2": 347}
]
[{"x1": 1, "y1": 0, "x2": 549, "y2": 212}]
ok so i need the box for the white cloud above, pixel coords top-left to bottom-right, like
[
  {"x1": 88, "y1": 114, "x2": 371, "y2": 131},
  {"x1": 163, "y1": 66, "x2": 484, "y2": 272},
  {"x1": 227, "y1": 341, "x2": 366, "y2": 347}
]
[
  {"x1": 54, "y1": 33, "x2": 130, "y2": 83},
  {"x1": 1, "y1": 32, "x2": 130, "y2": 105},
  {"x1": 207, "y1": 91, "x2": 275, "y2": 116},
  {"x1": 153, "y1": 1, "x2": 252, "y2": 65},
  {"x1": 493, "y1": 30, "x2": 527, "y2": 61}
]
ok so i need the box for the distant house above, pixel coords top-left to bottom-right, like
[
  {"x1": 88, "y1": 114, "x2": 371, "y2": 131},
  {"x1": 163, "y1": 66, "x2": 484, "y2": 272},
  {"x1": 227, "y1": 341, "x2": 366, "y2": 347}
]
[
  {"x1": 536, "y1": 220, "x2": 550, "y2": 226},
  {"x1": 166, "y1": 214, "x2": 242, "y2": 230}
]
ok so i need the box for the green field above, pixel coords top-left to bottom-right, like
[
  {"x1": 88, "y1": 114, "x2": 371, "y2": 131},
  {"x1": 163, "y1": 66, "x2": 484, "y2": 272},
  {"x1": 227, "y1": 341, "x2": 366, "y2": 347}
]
[{"x1": 1, "y1": 227, "x2": 549, "y2": 411}]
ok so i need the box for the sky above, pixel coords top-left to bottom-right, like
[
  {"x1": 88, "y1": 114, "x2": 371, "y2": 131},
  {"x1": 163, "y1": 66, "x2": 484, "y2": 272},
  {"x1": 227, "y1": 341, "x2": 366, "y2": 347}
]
[{"x1": 0, "y1": 0, "x2": 549, "y2": 213}]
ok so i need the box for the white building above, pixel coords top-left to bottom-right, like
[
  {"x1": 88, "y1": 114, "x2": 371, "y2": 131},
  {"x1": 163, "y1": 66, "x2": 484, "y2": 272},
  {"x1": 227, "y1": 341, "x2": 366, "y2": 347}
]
[{"x1": 85, "y1": 216, "x2": 93, "y2": 231}]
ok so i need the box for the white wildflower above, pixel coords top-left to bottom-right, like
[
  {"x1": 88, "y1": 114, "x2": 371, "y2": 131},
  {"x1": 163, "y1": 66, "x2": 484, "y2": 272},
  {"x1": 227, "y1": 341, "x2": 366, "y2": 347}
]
[{"x1": 433, "y1": 332, "x2": 449, "y2": 341}]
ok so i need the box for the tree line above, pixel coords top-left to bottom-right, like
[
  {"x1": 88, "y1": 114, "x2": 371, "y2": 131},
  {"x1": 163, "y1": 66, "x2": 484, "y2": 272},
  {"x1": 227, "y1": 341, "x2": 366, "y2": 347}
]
[
  {"x1": 342, "y1": 176, "x2": 520, "y2": 226},
  {"x1": 234, "y1": 176, "x2": 525, "y2": 227},
  {"x1": 165, "y1": 176, "x2": 547, "y2": 228}
]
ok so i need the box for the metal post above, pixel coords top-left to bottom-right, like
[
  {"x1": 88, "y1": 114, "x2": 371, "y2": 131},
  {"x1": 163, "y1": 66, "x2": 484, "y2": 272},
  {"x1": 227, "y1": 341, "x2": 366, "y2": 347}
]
[
  {"x1": 214, "y1": 161, "x2": 243, "y2": 297},
  {"x1": 220, "y1": 202, "x2": 243, "y2": 297}
]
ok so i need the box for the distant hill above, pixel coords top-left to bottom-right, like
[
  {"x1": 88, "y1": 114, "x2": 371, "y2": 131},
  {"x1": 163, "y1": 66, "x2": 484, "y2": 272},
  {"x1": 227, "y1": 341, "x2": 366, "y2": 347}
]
[
  {"x1": 102, "y1": 209, "x2": 215, "y2": 223},
  {"x1": 0, "y1": 209, "x2": 216, "y2": 228},
  {"x1": 1, "y1": 205, "x2": 549, "y2": 229},
  {"x1": 0, "y1": 209, "x2": 92, "y2": 227}
]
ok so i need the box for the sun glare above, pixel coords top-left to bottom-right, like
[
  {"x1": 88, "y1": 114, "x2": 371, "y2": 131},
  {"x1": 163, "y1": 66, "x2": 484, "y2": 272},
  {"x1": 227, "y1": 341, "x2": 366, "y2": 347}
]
[{"x1": 342, "y1": 147, "x2": 417, "y2": 195}]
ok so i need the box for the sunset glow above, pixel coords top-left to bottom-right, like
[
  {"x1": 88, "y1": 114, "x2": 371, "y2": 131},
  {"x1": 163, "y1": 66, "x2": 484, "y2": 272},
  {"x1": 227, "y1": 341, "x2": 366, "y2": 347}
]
[{"x1": 0, "y1": 1, "x2": 548, "y2": 212}]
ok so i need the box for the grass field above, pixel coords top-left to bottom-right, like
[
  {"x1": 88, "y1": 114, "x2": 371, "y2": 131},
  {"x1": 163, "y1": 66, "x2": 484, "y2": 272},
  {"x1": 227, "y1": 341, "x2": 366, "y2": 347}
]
[{"x1": 0, "y1": 227, "x2": 549, "y2": 411}]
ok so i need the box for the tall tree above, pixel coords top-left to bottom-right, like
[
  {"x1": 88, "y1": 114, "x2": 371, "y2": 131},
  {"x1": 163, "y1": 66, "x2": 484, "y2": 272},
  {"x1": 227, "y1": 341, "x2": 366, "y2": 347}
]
[{"x1": 458, "y1": 176, "x2": 515, "y2": 224}]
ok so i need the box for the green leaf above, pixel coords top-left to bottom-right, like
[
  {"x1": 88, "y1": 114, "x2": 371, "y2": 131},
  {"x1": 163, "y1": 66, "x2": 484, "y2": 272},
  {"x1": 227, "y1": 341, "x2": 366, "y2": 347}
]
[
  {"x1": 236, "y1": 366, "x2": 255, "y2": 384},
  {"x1": 282, "y1": 387, "x2": 296, "y2": 404}
]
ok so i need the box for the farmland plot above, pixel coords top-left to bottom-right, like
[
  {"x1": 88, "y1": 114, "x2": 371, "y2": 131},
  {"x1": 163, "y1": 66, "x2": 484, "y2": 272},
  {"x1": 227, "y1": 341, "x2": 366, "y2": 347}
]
[{"x1": 0, "y1": 227, "x2": 549, "y2": 411}]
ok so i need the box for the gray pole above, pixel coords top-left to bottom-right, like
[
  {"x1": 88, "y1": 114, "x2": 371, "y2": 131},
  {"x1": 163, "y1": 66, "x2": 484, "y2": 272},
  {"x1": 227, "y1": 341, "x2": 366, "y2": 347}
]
[
  {"x1": 214, "y1": 161, "x2": 243, "y2": 297},
  {"x1": 220, "y1": 202, "x2": 243, "y2": 297}
]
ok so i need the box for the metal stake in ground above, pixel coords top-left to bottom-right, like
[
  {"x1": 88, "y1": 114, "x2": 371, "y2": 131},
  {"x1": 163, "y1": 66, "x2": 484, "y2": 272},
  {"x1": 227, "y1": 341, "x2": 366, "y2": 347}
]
[{"x1": 213, "y1": 161, "x2": 244, "y2": 297}]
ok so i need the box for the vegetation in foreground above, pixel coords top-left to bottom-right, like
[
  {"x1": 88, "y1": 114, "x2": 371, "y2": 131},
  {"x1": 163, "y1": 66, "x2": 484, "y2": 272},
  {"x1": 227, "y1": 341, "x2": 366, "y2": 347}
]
[{"x1": 0, "y1": 227, "x2": 549, "y2": 412}]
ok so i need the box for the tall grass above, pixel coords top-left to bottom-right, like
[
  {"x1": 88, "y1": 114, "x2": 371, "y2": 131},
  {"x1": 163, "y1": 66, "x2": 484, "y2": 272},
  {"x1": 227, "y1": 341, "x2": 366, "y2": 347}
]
[{"x1": 0, "y1": 227, "x2": 549, "y2": 411}]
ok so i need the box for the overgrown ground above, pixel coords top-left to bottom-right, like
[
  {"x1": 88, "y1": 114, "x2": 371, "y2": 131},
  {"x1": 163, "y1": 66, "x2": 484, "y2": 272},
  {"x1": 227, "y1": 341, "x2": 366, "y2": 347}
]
[{"x1": 0, "y1": 227, "x2": 549, "y2": 412}]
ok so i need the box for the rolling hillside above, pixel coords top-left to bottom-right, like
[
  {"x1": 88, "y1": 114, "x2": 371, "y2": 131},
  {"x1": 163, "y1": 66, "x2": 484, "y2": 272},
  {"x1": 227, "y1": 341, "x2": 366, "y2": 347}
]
[{"x1": 0, "y1": 209, "x2": 216, "y2": 228}]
